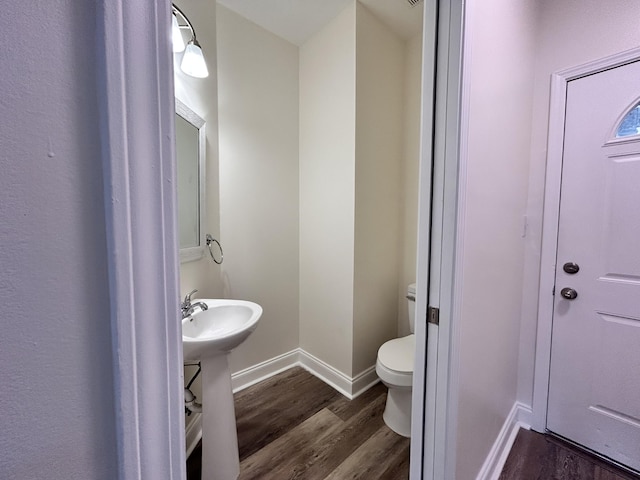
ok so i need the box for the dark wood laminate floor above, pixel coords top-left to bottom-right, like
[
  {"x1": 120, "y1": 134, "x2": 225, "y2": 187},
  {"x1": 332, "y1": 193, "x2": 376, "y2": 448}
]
[
  {"x1": 187, "y1": 367, "x2": 410, "y2": 480},
  {"x1": 499, "y1": 429, "x2": 640, "y2": 480}
]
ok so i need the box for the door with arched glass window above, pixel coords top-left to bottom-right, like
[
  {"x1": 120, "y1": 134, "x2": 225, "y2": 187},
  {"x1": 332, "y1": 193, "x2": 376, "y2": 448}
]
[{"x1": 547, "y1": 60, "x2": 640, "y2": 472}]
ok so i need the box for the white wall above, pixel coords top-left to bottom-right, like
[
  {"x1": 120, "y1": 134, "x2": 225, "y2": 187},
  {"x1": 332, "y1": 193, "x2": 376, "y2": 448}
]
[
  {"x1": 398, "y1": 33, "x2": 423, "y2": 337},
  {"x1": 216, "y1": 5, "x2": 301, "y2": 373},
  {"x1": 454, "y1": 0, "x2": 537, "y2": 478},
  {"x1": 299, "y1": 3, "x2": 357, "y2": 376},
  {"x1": 353, "y1": 3, "x2": 405, "y2": 375},
  {"x1": 442, "y1": 2, "x2": 640, "y2": 476},
  {"x1": 518, "y1": 0, "x2": 640, "y2": 411},
  {"x1": 0, "y1": 2, "x2": 117, "y2": 478}
]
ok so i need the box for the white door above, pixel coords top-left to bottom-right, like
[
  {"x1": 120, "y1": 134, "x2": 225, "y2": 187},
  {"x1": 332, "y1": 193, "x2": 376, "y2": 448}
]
[{"x1": 547, "y1": 60, "x2": 640, "y2": 472}]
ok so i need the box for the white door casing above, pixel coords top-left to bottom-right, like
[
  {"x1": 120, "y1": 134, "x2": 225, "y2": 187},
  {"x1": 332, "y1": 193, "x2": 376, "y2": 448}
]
[
  {"x1": 98, "y1": 1, "x2": 186, "y2": 478},
  {"x1": 546, "y1": 59, "x2": 640, "y2": 471},
  {"x1": 525, "y1": 57, "x2": 640, "y2": 476},
  {"x1": 409, "y1": 1, "x2": 440, "y2": 479},
  {"x1": 415, "y1": 0, "x2": 466, "y2": 478}
]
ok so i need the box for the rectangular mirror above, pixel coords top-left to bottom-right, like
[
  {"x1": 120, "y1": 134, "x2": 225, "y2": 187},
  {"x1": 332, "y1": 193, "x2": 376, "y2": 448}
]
[{"x1": 176, "y1": 98, "x2": 206, "y2": 262}]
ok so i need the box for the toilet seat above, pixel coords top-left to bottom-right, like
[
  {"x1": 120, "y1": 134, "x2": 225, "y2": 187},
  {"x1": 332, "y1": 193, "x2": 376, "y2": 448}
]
[{"x1": 376, "y1": 334, "x2": 415, "y2": 388}]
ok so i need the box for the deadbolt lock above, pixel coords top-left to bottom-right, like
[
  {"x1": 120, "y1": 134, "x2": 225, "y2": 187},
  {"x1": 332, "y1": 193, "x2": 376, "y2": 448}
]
[
  {"x1": 560, "y1": 287, "x2": 578, "y2": 300},
  {"x1": 563, "y1": 262, "x2": 580, "y2": 274}
]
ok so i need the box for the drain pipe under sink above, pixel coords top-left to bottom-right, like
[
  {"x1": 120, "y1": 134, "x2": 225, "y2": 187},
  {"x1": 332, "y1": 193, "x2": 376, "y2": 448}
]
[{"x1": 184, "y1": 388, "x2": 202, "y2": 414}]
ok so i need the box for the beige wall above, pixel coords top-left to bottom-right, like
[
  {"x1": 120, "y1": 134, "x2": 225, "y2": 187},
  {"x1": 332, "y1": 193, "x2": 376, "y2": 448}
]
[
  {"x1": 454, "y1": 0, "x2": 537, "y2": 478},
  {"x1": 175, "y1": 1, "x2": 224, "y2": 302},
  {"x1": 398, "y1": 33, "x2": 422, "y2": 337},
  {"x1": 299, "y1": 3, "x2": 357, "y2": 376},
  {"x1": 518, "y1": 0, "x2": 640, "y2": 409},
  {"x1": 353, "y1": 3, "x2": 404, "y2": 376},
  {"x1": 179, "y1": 0, "x2": 419, "y2": 387},
  {"x1": 174, "y1": 0, "x2": 222, "y2": 423},
  {"x1": 299, "y1": 2, "x2": 416, "y2": 378},
  {"x1": 179, "y1": 0, "x2": 300, "y2": 437},
  {"x1": 216, "y1": 5, "x2": 301, "y2": 373}
]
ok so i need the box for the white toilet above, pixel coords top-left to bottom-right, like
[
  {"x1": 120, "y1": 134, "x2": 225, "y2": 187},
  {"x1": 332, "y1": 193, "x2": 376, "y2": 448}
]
[{"x1": 376, "y1": 283, "x2": 416, "y2": 438}]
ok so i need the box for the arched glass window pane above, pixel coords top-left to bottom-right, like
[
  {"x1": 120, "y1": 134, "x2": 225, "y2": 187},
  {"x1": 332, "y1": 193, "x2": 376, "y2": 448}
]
[{"x1": 616, "y1": 103, "x2": 640, "y2": 137}]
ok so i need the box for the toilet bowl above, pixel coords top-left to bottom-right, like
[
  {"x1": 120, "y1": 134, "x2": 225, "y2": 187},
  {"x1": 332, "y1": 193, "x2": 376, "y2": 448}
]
[{"x1": 376, "y1": 283, "x2": 416, "y2": 437}]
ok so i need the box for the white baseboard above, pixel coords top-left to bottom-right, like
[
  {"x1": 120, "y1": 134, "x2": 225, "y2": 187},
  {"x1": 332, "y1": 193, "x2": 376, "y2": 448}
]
[
  {"x1": 231, "y1": 349, "x2": 300, "y2": 393},
  {"x1": 185, "y1": 412, "x2": 202, "y2": 458},
  {"x1": 475, "y1": 402, "x2": 532, "y2": 480},
  {"x1": 298, "y1": 349, "x2": 379, "y2": 399},
  {"x1": 231, "y1": 348, "x2": 380, "y2": 399},
  {"x1": 516, "y1": 402, "x2": 534, "y2": 429},
  {"x1": 184, "y1": 348, "x2": 381, "y2": 457},
  {"x1": 352, "y1": 366, "x2": 380, "y2": 398}
]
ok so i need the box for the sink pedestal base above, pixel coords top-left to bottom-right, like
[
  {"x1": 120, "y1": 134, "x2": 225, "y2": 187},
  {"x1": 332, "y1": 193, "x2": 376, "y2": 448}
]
[{"x1": 201, "y1": 354, "x2": 240, "y2": 480}]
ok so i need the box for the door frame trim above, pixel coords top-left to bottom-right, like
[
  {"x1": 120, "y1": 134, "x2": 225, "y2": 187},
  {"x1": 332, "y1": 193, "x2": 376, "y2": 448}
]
[
  {"x1": 413, "y1": 0, "x2": 466, "y2": 478},
  {"x1": 409, "y1": 0, "x2": 439, "y2": 478},
  {"x1": 97, "y1": 1, "x2": 185, "y2": 477},
  {"x1": 532, "y1": 46, "x2": 640, "y2": 432}
]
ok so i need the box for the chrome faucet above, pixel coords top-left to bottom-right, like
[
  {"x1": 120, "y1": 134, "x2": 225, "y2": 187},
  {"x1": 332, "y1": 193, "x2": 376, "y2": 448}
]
[{"x1": 181, "y1": 289, "x2": 209, "y2": 319}]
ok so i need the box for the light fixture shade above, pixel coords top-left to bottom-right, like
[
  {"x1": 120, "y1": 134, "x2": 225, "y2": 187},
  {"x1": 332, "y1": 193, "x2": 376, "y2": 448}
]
[
  {"x1": 172, "y1": 14, "x2": 185, "y2": 52},
  {"x1": 181, "y1": 41, "x2": 209, "y2": 78}
]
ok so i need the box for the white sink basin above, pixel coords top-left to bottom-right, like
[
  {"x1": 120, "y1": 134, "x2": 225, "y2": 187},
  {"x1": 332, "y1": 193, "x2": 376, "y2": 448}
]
[{"x1": 182, "y1": 299, "x2": 262, "y2": 361}]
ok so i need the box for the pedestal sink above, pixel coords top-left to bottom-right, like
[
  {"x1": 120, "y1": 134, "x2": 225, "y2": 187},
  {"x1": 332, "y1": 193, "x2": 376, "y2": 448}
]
[{"x1": 182, "y1": 299, "x2": 262, "y2": 480}]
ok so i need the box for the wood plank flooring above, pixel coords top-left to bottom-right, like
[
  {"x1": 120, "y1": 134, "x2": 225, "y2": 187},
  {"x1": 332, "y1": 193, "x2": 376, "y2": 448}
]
[
  {"x1": 187, "y1": 367, "x2": 410, "y2": 480},
  {"x1": 187, "y1": 367, "x2": 640, "y2": 479},
  {"x1": 499, "y1": 428, "x2": 640, "y2": 480}
]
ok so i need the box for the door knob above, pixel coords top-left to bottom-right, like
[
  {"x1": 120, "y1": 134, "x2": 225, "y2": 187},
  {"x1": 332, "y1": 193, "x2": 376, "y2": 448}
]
[
  {"x1": 563, "y1": 262, "x2": 580, "y2": 274},
  {"x1": 560, "y1": 287, "x2": 578, "y2": 300}
]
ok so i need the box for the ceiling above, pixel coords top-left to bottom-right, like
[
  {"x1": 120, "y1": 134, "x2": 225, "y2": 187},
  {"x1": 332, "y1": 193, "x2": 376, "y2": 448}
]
[{"x1": 216, "y1": 0, "x2": 424, "y2": 46}]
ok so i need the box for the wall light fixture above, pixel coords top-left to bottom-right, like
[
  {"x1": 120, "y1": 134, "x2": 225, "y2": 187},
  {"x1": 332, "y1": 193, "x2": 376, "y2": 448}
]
[{"x1": 172, "y1": 4, "x2": 209, "y2": 78}]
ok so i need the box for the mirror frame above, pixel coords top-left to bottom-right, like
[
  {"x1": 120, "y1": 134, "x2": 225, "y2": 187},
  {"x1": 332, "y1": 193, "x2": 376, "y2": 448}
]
[{"x1": 176, "y1": 98, "x2": 206, "y2": 263}]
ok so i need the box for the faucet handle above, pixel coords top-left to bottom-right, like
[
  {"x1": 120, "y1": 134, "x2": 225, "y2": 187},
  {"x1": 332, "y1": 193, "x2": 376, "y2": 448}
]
[{"x1": 183, "y1": 289, "x2": 198, "y2": 305}]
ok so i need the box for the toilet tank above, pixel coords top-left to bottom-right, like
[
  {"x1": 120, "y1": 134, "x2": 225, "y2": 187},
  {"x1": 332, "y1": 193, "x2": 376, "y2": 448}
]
[{"x1": 408, "y1": 283, "x2": 416, "y2": 334}]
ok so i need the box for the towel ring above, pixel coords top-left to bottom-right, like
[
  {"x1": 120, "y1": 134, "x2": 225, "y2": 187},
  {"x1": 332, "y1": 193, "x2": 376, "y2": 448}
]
[{"x1": 205, "y1": 234, "x2": 224, "y2": 264}]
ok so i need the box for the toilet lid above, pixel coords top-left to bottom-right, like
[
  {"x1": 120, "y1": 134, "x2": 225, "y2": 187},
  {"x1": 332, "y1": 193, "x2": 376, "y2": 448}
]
[{"x1": 378, "y1": 334, "x2": 415, "y2": 373}]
